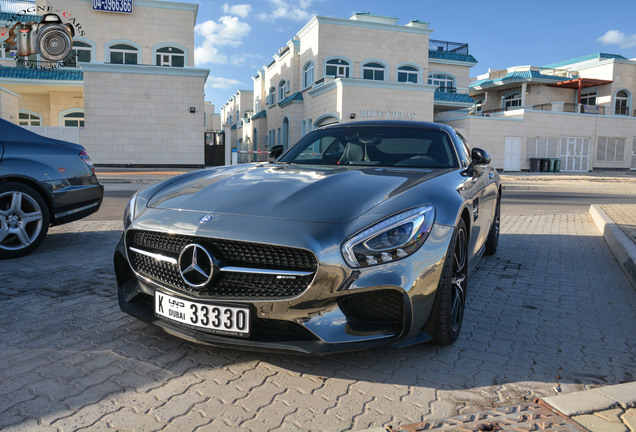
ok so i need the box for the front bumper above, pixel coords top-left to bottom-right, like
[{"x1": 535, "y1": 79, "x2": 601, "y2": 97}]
[{"x1": 114, "y1": 218, "x2": 453, "y2": 354}]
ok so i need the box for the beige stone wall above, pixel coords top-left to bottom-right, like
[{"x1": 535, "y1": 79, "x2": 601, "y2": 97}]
[
  {"x1": 445, "y1": 110, "x2": 636, "y2": 171},
  {"x1": 0, "y1": 87, "x2": 19, "y2": 122},
  {"x1": 10, "y1": 88, "x2": 83, "y2": 126},
  {"x1": 80, "y1": 68, "x2": 205, "y2": 165},
  {"x1": 39, "y1": 0, "x2": 196, "y2": 66},
  {"x1": 313, "y1": 20, "x2": 430, "y2": 82}
]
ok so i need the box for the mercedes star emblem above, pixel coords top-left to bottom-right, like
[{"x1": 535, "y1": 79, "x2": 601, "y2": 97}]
[{"x1": 178, "y1": 244, "x2": 214, "y2": 288}]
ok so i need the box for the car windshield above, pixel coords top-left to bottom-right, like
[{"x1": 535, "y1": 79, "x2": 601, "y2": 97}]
[{"x1": 278, "y1": 126, "x2": 459, "y2": 168}]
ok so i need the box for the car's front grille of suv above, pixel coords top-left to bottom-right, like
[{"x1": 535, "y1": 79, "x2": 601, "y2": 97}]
[{"x1": 126, "y1": 230, "x2": 317, "y2": 299}]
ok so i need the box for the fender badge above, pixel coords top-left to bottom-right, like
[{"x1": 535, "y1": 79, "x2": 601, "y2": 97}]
[{"x1": 199, "y1": 214, "x2": 214, "y2": 223}]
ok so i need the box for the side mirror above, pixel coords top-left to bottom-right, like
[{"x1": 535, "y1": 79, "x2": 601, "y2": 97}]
[
  {"x1": 471, "y1": 148, "x2": 491, "y2": 165},
  {"x1": 269, "y1": 145, "x2": 284, "y2": 160},
  {"x1": 464, "y1": 148, "x2": 491, "y2": 175}
]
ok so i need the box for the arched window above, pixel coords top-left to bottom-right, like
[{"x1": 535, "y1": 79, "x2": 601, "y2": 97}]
[
  {"x1": 109, "y1": 44, "x2": 138, "y2": 64},
  {"x1": 62, "y1": 110, "x2": 85, "y2": 127},
  {"x1": 278, "y1": 80, "x2": 286, "y2": 102},
  {"x1": 362, "y1": 62, "x2": 385, "y2": 81},
  {"x1": 428, "y1": 74, "x2": 455, "y2": 93},
  {"x1": 398, "y1": 65, "x2": 418, "y2": 83},
  {"x1": 303, "y1": 61, "x2": 314, "y2": 88},
  {"x1": 615, "y1": 90, "x2": 630, "y2": 115},
  {"x1": 268, "y1": 86, "x2": 276, "y2": 105},
  {"x1": 156, "y1": 46, "x2": 184, "y2": 67},
  {"x1": 503, "y1": 92, "x2": 522, "y2": 109},
  {"x1": 325, "y1": 58, "x2": 350, "y2": 78},
  {"x1": 18, "y1": 111, "x2": 42, "y2": 126}
]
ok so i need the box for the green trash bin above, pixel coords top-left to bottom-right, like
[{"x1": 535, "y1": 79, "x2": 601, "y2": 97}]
[
  {"x1": 553, "y1": 158, "x2": 561, "y2": 173},
  {"x1": 530, "y1": 158, "x2": 541, "y2": 172},
  {"x1": 547, "y1": 158, "x2": 556, "y2": 172}
]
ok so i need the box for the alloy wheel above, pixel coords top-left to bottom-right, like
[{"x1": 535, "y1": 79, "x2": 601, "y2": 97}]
[
  {"x1": 0, "y1": 191, "x2": 44, "y2": 251},
  {"x1": 450, "y1": 225, "x2": 467, "y2": 333}
]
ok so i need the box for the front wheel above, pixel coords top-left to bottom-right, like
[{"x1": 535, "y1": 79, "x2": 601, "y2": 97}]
[
  {"x1": 433, "y1": 218, "x2": 468, "y2": 345},
  {"x1": 0, "y1": 182, "x2": 50, "y2": 259}
]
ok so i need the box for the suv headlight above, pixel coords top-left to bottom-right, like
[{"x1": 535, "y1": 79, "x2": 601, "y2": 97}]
[{"x1": 341, "y1": 206, "x2": 435, "y2": 268}]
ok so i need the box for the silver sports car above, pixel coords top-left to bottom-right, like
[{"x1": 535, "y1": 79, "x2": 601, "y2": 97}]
[{"x1": 115, "y1": 121, "x2": 501, "y2": 354}]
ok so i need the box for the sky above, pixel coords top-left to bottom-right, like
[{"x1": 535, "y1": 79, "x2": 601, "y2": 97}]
[{"x1": 191, "y1": 0, "x2": 636, "y2": 110}]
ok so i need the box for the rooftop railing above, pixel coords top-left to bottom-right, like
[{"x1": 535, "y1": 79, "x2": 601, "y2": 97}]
[{"x1": 429, "y1": 39, "x2": 469, "y2": 54}]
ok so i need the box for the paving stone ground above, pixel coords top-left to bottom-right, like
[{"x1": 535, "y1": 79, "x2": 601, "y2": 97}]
[{"x1": 0, "y1": 211, "x2": 635, "y2": 431}]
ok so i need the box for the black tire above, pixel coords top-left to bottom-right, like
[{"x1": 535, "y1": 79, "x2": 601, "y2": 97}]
[
  {"x1": 0, "y1": 182, "x2": 50, "y2": 259},
  {"x1": 485, "y1": 193, "x2": 501, "y2": 256},
  {"x1": 433, "y1": 217, "x2": 468, "y2": 345}
]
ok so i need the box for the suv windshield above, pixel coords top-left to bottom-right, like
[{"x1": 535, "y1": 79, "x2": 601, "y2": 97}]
[{"x1": 278, "y1": 126, "x2": 458, "y2": 168}]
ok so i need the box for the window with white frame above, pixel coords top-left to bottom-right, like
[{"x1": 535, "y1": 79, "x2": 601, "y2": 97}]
[
  {"x1": 268, "y1": 87, "x2": 276, "y2": 105},
  {"x1": 61, "y1": 41, "x2": 91, "y2": 66},
  {"x1": 474, "y1": 99, "x2": 484, "y2": 114},
  {"x1": 597, "y1": 137, "x2": 626, "y2": 162},
  {"x1": 362, "y1": 62, "x2": 385, "y2": 81},
  {"x1": 615, "y1": 90, "x2": 629, "y2": 115},
  {"x1": 526, "y1": 136, "x2": 559, "y2": 161},
  {"x1": 278, "y1": 80, "x2": 286, "y2": 102},
  {"x1": 397, "y1": 65, "x2": 418, "y2": 83},
  {"x1": 428, "y1": 74, "x2": 455, "y2": 93},
  {"x1": 109, "y1": 44, "x2": 138, "y2": 64},
  {"x1": 303, "y1": 61, "x2": 314, "y2": 88},
  {"x1": 1, "y1": 43, "x2": 10, "y2": 58},
  {"x1": 580, "y1": 89, "x2": 597, "y2": 106},
  {"x1": 255, "y1": 97, "x2": 261, "y2": 113},
  {"x1": 325, "y1": 58, "x2": 350, "y2": 78},
  {"x1": 156, "y1": 46, "x2": 184, "y2": 67},
  {"x1": 235, "y1": 110, "x2": 239, "y2": 124},
  {"x1": 504, "y1": 92, "x2": 522, "y2": 109},
  {"x1": 18, "y1": 112, "x2": 42, "y2": 126},
  {"x1": 63, "y1": 111, "x2": 85, "y2": 127}
]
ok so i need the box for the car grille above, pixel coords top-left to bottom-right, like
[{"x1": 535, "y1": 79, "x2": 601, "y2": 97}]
[{"x1": 126, "y1": 230, "x2": 317, "y2": 299}]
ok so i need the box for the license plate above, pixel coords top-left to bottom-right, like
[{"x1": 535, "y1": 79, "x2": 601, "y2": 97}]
[{"x1": 155, "y1": 292, "x2": 250, "y2": 336}]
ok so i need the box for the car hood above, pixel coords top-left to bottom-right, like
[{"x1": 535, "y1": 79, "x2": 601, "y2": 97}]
[{"x1": 148, "y1": 164, "x2": 448, "y2": 223}]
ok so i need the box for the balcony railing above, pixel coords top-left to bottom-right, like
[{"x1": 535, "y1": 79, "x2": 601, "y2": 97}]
[{"x1": 429, "y1": 39, "x2": 469, "y2": 54}]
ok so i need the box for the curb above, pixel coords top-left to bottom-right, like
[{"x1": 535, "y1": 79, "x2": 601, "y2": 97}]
[
  {"x1": 541, "y1": 382, "x2": 636, "y2": 416},
  {"x1": 589, "y1": 205, "x2": 636, "y2": 289}
]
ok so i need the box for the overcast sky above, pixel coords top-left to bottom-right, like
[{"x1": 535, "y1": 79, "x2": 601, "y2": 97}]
[{"x1": 191, "y1": 0, "x2": 636, "y2": 109}]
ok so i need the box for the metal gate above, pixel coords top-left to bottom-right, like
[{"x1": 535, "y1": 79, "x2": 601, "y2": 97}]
[
  {"x1": 561, "y1": 137, "x2": 590, "y2": 172},
  {"x1": 631, "y1": 138, "x2": 636, "y2": 171},
  {"x1": 205, "y1": 132, "x2": 225, "y2": 166}
]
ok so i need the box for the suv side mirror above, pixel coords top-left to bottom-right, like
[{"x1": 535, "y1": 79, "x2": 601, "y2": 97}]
[{"x1": 269, "y1": 145, "x2": 284, "y2": 160}]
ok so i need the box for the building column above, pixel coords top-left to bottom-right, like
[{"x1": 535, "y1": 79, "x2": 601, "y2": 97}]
[{"x1": 521, "y1": 82, "x2": 527, "y2": 107}]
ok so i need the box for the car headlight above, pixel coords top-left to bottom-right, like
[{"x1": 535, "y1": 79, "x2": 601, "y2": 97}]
[
  {"x1": 341, "y1": 206, "x2": 435, "y2": 268},
  {"x1": 123, "y1": 192, "x2": 138, "y2": 230}
]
